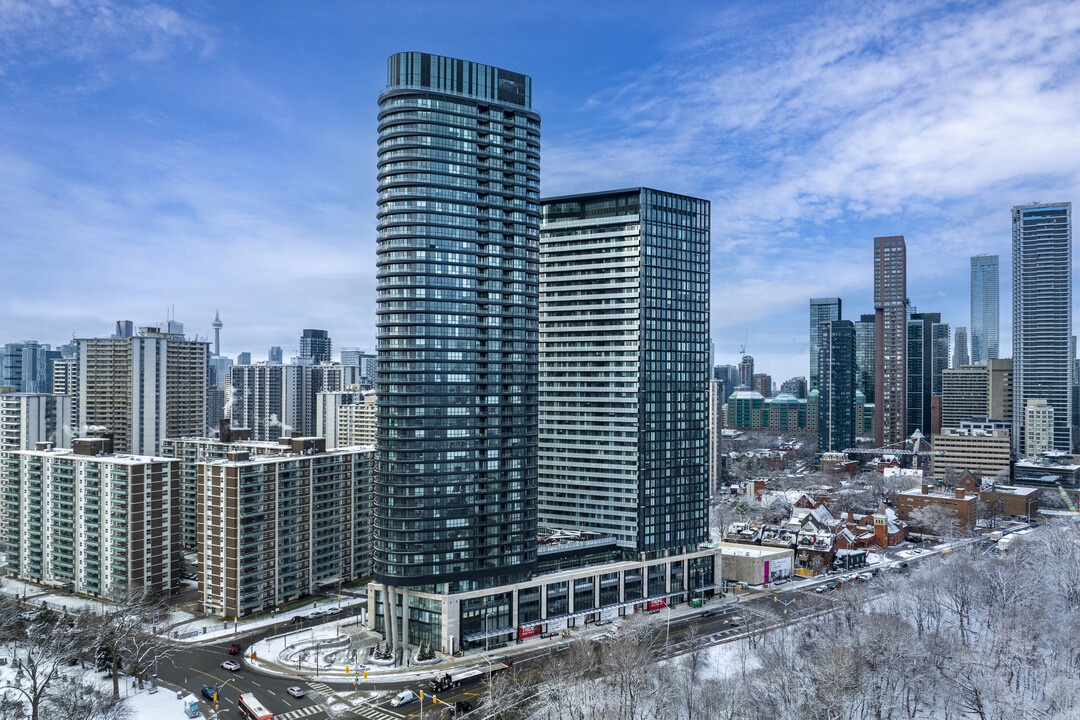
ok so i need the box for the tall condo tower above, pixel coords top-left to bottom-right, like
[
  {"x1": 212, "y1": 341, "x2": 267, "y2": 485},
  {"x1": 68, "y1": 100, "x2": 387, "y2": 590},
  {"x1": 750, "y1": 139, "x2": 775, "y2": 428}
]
[
  {"x1": 953, "y1": 326, "x2": 970, "y2": 368},
  {"x1": 809, "y1": 298, "x2": 841, "y2": 394},
  {"x1": 211, "y1": 310, "x2": 223, "y2": 357},
  {"x1": 1012, "y1": 203, "x2": 1072, "y2": 454},
  {"x1": 374, "y1": 52, "x2": 541, "y2": 611},
  {"x1": 539, "y1": 188, "x2": 710, "y2": 554},
  {"x1": 818, "y1": 319, "x2": 856, "y2": 453},
  {"x1": 854, "y1": 313, "x2": 876, "y2": 403},
  {"x1": 970, "y1": 255, "x2": 999, "y2": 364},
  {"x1": 874, "y1": 236, "x2": 907, "y2": 447},
  {"x1": 299, "y1": 329, "x2": 331, "y2": 364}
]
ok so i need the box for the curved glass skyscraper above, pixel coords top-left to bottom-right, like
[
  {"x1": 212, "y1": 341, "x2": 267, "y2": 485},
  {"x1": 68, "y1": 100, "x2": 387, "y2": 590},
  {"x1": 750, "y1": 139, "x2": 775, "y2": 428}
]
[{"x1": 374, "y1": 52, "x2": 540, "y2": 593}]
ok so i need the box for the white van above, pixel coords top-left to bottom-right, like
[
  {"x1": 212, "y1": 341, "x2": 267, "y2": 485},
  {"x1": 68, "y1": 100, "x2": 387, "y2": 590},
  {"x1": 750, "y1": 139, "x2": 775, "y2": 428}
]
[{"x1": 391, "y1": 690, "x2": 417, "y2": 708}]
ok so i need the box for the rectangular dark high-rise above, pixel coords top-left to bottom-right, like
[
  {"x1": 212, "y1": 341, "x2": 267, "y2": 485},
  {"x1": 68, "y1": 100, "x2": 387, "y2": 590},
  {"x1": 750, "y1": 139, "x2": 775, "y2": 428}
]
[
  {"x1": 539, "y1": 188, "x2": 710, "y2": 556},
  {"x1": 374, "y1": 52, "x2": 540, "y2": 597},
  {"x1": 854, "y1": 313, "x2": 876, "y2": 403},
  {"x1": 818, "y1": 319, "x2": 856, "y2": 453},
  {"x1": 299, "y1": 329, "x2": 331, "y2": 364},
  {"x1": 874, "y1": 236, "x2": 906, "y2": 447},
  {"x1": 809, "y1": 298, "x2": 841, "y2": 394}
]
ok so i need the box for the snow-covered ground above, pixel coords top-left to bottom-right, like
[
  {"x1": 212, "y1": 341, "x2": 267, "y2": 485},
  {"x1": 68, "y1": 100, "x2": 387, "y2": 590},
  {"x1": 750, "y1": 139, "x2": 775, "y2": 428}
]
[
  {"x1": 125, "y1": 686, "x2": 205, "y2": 720},
  {"x1": 171, "y1": 595, "x2": 367, "y2": 644}
]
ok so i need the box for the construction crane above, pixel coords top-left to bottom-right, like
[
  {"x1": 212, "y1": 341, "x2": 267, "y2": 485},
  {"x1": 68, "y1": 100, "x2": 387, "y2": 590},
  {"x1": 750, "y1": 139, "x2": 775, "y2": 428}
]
[
  {"x1": 1055, "y1": 482, "x2": 1077, "y2": 513},
  {"x1": 739, "y1": 331, "x2": 748, "y2": 357},
  {"x1": 842, "y1": 430, "x2": 945, "y2": 469}
]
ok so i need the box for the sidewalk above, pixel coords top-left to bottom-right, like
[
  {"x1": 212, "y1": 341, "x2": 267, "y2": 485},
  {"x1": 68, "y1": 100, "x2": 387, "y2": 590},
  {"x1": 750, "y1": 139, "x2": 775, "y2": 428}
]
[
  {"x1": 244, "y1": 593, "x2": 741, "y2": 683},
  {"x1": 167, "y1": 594, "x2": 368, "y2": 644}
]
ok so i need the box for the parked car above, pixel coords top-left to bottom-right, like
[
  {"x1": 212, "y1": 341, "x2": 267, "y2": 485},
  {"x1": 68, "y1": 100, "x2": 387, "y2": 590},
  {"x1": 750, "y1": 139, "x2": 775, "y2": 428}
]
[
  {"x1": 201, "y1": 686, "x2": 216, "y2": 701},
  {"x1": 290, "y1": 615, "x2": 306, "y2": 624},
  {"x1": 228, "y1": 644, "x2": 241, "y2": 655},
  {"x1": 450, "y1": 700, "x2": 473, "y2": 716},
  {"x1": 287, "y1": 686, "x2": 305, "y2": 698},
  {"x1": 220, "y1": 660, "x2": 241, "y2": 672},
  {"x1": 308, "y1": 611, "x2": 327, "y2": 620},
  {"x1": 391, "y1": 690, "x2": 417, "y2": 708},
  {"x1": 326, "y1": 607, "x2": 342, "y2": 615},
  {"x1": 700, "y1": 610, "x2": 717, "y2": 618}
]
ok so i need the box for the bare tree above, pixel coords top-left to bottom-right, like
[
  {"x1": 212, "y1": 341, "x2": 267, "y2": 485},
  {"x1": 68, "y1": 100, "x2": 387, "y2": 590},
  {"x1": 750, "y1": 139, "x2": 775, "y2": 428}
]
[
  {"x1": 90, "y1": 586, "x2": 173, "y2": 700},
  {"x1": 44, "y1": 678, "x2": 132, "y2": 720}
]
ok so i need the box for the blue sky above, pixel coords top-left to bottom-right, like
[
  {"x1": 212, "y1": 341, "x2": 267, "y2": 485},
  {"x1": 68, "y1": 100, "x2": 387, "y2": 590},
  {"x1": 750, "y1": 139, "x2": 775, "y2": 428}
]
[{"x1": 3, "y1": 0, "x2": 1079, "y2": 383}]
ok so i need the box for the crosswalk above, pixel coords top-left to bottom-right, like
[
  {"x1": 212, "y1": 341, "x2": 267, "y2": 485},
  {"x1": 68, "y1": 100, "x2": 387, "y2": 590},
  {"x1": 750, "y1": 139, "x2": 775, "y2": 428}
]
[
  {"x1": 277, "y1": 706, "x2": 326, "y2": 720},
  {"x1": 348, "y1": 703, "x2": 407, "y2": 719},
  {"x1": 274, "y1": 681, "x2": 411, "y2": 720},
  {"x1": 307, "y1": 681, "x2": 335, "y2": 696}
]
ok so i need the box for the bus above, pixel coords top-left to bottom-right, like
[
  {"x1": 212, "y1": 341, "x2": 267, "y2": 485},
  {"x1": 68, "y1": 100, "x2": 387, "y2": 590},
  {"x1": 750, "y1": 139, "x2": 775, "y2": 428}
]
[{"x1": 238, "y1": 693, "x2": 273, "y2": 720}]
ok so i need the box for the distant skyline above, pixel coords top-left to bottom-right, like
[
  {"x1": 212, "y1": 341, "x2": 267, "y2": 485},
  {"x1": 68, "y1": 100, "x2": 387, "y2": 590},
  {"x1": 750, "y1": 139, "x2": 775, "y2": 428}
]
[{"x1": 2, "y1": 0, "x2": 1079, "y2": 382}]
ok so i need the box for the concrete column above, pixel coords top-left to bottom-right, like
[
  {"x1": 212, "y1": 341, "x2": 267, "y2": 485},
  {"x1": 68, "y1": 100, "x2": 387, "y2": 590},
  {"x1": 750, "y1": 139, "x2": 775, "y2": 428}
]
[
  {"x1": 593, "y1": 575, "x2": 600, "y2": 610},
  {"x1": 665, "y1": 563, "x2": 672, "y2": 594},
  {"x1": 511, "y1": 588, "x2": 519, "y2": 629},
  {"x1": 383, "y1": 584, "x2": 397, "y2": 661},
  {"x1": 618, "y1": 570, "x2": 625, "y2": 604},
  {"x1": 401, "y1": 586, "x2": 410, "y2": 661},
  {"x1": 540, "y1": 583, "x2": 547, "y2": 620}
]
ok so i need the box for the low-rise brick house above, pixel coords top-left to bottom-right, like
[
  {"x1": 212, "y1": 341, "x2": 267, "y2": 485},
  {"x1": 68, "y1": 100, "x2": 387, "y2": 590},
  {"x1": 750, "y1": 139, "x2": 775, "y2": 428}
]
[{"x1": 897, "y1": 484, "x2": 978, "y2": 531}]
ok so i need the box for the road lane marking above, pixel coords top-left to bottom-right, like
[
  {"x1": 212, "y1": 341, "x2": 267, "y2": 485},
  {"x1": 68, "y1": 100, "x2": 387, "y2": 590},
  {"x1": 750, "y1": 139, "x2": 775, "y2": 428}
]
[{"x1": 187, "y1": 666, "x2": 241, "y2": 693}]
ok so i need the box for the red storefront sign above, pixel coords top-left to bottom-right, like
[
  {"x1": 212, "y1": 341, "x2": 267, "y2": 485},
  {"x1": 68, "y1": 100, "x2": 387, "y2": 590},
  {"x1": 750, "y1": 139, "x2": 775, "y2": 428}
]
[
  {"x1": 647, "y1": 599, "x2": 666, "y2": 610},
  {"x1": 518, "y1": 625, "x2": 538, "y2": 639}
]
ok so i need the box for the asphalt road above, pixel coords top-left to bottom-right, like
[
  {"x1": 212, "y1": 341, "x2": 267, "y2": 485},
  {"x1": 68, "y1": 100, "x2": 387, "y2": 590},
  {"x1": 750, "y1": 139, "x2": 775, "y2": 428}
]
[{"x1": 154, "y1": 544, "x2": 944, "y2": 719}]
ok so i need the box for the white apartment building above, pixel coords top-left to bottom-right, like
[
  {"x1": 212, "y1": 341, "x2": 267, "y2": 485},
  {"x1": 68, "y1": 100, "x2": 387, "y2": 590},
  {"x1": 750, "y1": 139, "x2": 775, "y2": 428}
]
[
  {"x1": 0, "y1": 392, "x2": 73, "y2": 452},
  {"x1": 1025, "y1": 398, "x2": 1054, "y2": 457},
  {"x1": 78, "y1": 328, "x2": 208, "y2": 455}
]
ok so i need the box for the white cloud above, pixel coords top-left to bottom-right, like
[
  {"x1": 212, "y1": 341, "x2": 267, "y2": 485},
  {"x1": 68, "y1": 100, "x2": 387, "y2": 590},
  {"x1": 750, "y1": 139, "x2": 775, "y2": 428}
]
[{"x1": 541, "y1": 0, "x2": 1080, "y2": 382}]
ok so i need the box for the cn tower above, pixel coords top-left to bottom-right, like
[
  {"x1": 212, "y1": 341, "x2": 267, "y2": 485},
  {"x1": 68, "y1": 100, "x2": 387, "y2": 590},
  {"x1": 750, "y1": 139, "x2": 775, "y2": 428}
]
[{"x1": 211, "y1": 310, "x2": 223, "y2": 356}]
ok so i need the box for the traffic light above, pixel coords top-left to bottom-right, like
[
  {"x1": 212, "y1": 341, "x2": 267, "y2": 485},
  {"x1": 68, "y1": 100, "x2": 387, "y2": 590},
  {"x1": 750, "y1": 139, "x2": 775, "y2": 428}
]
[
  {"x1": 346, "y1": 665, "x2": 349, "y2": 673},
  {"x1": 363, "y1": 671, "x2": 368, "y2": 679},
  {"x1": 213, "y1": 693, "x2": 217, "y2": 702}
]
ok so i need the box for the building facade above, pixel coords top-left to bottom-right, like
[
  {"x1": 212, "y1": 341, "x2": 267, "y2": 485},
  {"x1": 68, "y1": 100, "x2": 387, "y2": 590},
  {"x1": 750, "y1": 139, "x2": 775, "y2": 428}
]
[
  {"x1": 970, "y1": 254, "x2": 999, "y2": 364},
  {"x1": 78, "y1": 329, "x2": 209, "y2": 456},
  {"x1": 336, "y1": 392, "x2": 378, "y2": 448},
  {"x1": 539, "y1": 188, "x2": 710, "y2": 555},
  {"x1": 227, "y1": 363, "x2": 302, "y2": 441},
  {"x1": 906, "y1": 311, "x2": 945, "y2": 437},
  {"x1": 1012, "y1": 203, "x2": 1072, "y2": 454},
  {"x1": 854, "y1": 313, "x2": 876, "y2": 404},
  {"x1": 197, "y1": 438, "x2": 374, "y2": 617},
  {"x1": 299, "y1": 329, "x2": 332, "y2": 364},
  {"x1": 1025, "y1": 398, "x2": 1055, "y2": 457},
  {"x1": 931, "y1": 422, "x2": 1011, "y2": 480},
  {"x1": 941, "y1": 359, "x2": 1013, "y2": 429},
  {"x1": 1, "y1": 439, "x2": 180, "y2": 600},
  {"x1": 809, "y1": 298, "x2": 842, "y2": 394},
  {"x1": 0, "y1": 393, "x2": 73, "y2": 452},
  {"x1": 818, "y1": 320, "x2": 856, "y2": 453},
  {"x1": 374, "y1": 51, "x2": 542, "y2": 629},
  {"x1": 953, "y1": 326, "x2": 970, "y2": 368},
  {"x1": 160, "y1": 432, "x2": 294, "y2": 550},
  {"x1": 738, "y1": 355, "x2": 755, "y2": 389},
  {"x1": 708, "y1": 380, "x2": 724, "y2": 497},
  {"x1": 874, "y1": 236, "x2": 907, "y2": 447}
]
